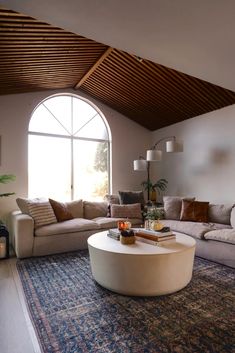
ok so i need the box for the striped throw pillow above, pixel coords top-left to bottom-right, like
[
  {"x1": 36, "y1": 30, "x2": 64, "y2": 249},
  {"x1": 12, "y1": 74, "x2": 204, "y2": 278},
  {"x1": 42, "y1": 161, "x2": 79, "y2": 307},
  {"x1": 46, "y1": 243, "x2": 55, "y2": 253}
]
[{"x1": 28, "y1": 201, "x2": 57, "y2": 228}]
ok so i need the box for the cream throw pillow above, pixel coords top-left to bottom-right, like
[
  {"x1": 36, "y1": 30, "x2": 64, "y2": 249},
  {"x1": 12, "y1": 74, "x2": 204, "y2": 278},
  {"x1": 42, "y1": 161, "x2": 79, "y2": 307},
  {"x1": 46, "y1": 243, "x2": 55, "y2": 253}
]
[
  {"x1": 28, "y1": 201, "x2": 57, "y2": 228},
  {"x1": 16, "y1": 197, "x2": 47, "y2": 215}
]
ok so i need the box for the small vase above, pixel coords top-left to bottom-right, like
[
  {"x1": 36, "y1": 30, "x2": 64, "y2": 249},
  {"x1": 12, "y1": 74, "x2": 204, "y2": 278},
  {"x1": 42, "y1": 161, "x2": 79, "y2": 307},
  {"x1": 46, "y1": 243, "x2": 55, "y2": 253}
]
[{"x1": 150, "y1": 220, "x2": 164, "y2": 231}]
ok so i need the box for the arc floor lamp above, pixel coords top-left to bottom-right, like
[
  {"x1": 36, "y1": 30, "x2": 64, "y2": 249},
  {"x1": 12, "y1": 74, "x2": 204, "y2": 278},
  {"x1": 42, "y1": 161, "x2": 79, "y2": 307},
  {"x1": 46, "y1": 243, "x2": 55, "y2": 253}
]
[{"x1": 134, "y1": 136, "x2": 180, "y2": 202}]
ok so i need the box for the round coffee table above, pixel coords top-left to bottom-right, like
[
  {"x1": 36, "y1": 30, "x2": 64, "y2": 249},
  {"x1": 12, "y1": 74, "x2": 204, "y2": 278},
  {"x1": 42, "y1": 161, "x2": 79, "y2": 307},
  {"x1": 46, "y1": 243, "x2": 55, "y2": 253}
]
[{"x1": 88, "y1": 231, "x2": 196, "y2": 296}]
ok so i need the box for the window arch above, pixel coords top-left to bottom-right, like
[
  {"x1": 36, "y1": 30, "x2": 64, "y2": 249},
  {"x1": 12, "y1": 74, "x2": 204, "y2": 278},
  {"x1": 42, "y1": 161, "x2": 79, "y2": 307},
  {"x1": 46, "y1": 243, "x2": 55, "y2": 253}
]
[{"x1": 28, "y1": 94, "x2": 111, "y2": 201}]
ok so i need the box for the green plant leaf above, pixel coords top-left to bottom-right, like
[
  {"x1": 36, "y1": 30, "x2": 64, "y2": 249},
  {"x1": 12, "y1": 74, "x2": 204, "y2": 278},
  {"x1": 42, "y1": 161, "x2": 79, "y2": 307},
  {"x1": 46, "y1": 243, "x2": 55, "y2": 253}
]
[
  {"x1": 0, "y1": 174, "x2": 16, "y2": 184},
  {"x1": 0, "y1": 192, "x2": 15, "y2": 198}
]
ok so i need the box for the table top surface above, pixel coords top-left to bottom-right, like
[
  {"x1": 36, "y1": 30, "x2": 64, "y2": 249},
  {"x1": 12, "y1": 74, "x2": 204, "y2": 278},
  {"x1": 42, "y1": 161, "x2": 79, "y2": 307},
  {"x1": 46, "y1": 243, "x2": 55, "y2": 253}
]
[{"x1": 88, "y1": 230, "x2": 196, "y2": 256}]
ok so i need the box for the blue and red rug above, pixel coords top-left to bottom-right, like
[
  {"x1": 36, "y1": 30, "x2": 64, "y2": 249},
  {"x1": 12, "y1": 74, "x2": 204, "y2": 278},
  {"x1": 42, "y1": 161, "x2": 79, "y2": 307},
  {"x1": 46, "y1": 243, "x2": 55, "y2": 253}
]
[{"x1": 17, "y1": 252, "x2": 235, "y2": 353}]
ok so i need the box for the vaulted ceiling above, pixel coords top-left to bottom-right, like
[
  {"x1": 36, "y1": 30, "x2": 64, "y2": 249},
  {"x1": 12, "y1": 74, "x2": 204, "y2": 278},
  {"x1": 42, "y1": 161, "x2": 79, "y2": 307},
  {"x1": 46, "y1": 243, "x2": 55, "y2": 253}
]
[{"x1": 1, "y1": 7, "x2": 235, "y2": 131}]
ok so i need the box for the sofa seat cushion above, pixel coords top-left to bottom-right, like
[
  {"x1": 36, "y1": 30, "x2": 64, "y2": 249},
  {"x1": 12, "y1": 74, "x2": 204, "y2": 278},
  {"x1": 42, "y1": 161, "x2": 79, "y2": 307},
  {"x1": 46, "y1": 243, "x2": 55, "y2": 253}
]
[
  {"x1": 210, "y1": 223, "x2": 232, "y2": 230},
  {"x1": 161, "y1": 220, "x2": 212, "y2": 239},
  {"x1": 204, "y1": 229, "x2": 235, "y2": 245},
  {"x1": 93, "y1": 217, "x2": 142, "y2": 229},
  {"x1": 35, "y1": 218, "x2": 99, "y2": 237}
]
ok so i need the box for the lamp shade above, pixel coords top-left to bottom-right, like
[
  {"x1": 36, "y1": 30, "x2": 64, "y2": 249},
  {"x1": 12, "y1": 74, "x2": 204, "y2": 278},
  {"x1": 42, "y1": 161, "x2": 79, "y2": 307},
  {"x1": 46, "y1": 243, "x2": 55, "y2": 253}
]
[
  {"x1": 133, "y1": 159, "x2": 147, "y2": 171},
  {"x1": 166, "y1": 140, "x2": 177, "y2": 152},
  {"x1": 146, "y1": 149, "x2": 162, "y2": 161}
]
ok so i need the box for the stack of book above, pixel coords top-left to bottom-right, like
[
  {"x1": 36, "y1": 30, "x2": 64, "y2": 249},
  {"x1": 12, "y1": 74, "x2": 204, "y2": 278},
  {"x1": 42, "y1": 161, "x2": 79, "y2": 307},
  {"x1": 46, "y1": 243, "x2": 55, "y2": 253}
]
[
  {"x1": 107, "y1": 228, "x2": 120, "y2": 240},
  {"x1": 134, "y1": 228, "x2": 176, "y2": 246}
]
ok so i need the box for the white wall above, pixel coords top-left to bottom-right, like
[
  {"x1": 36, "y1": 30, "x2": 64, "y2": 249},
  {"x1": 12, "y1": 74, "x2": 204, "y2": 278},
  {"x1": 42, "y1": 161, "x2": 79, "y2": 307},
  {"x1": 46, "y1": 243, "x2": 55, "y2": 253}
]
[
  {"x1": 0, "y1": 89, "x2": 150, "y2": 220},
  {"x1": 151, "y1": 104, "x2": 235, "y2": 204}
]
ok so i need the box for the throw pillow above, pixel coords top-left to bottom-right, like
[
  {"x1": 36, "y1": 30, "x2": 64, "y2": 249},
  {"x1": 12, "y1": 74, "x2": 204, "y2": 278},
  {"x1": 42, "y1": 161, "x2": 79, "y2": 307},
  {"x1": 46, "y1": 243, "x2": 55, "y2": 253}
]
[
  {"x1": 111, "y1": 203, "x2": 142, "y2": 219},
  {"x1": 104, "y1": 194, "x2": 120, "y2": 217},
  {"x1": 65, "y1": 199, "x2": 84, "y2": 218},
  {"x1": 104, "y1": 194, "x2": 120, "y2": 205},
  {"x1": 84, "y1": 201, "x2": 109, "y2": 220},
  {"x1": 49, "y1": 199, "x2": 73, "y2": 222},
  {"x1": 16, "y1": 197, "x2": 47, "y2": 215},
  {"x1": 180, "y1": 200, "x2": 209, "y2": 222},
  {"x1": 208, "y1": 204, "x2": 233, "y2": 225},
  {"x1": 230, "y1": 206, "x2": 235, "y2": 228},
  {"x1": 118, "y1": 191, "x2": 145, "y2": 208},
  {"x1": 163, "y1": 196, "x2": 195, "y2": 220},
  {"x1": 28, "y1": 201, "x2": 57, "y2": 228}
]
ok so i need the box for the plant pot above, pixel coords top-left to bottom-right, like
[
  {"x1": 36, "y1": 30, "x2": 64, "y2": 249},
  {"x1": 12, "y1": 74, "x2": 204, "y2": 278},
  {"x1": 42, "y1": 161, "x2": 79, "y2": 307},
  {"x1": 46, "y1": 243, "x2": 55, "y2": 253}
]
[
  {"x1": 150, "y1": 191, "x2": 157, "y2": 202},
  {"x1": 120, "y1": 235, "x2": 135, "y2": 245}
]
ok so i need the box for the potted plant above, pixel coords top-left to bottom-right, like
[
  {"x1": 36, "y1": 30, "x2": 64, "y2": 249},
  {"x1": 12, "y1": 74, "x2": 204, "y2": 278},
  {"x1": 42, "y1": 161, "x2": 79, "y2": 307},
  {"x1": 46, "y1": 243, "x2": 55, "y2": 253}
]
[
  {"x1": 0, "y1": 174, "x2": 16, "y2": 224},
  {"x1": 143, "y1": 207, "x2": 165, "y2": 221},
  {"x1": 141, "y1": 178, "x2": 168, "y2": 202}
]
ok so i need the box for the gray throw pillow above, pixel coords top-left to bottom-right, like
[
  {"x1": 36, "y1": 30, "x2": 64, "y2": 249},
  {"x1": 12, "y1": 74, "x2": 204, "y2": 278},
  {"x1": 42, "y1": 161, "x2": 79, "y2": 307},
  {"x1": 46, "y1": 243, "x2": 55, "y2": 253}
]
[
  {"x1": 118, "y1": 191, "x2": 145, "y2": 208},
  {"x1": 208, "y1": 204, "x2": 233, "y2": 225},
  {"x1": 163, "y1": 196, "x2": 195, "y2": 220},
  {"x1": 230, "y1": 207, "x2": 235, "y2": 228}
]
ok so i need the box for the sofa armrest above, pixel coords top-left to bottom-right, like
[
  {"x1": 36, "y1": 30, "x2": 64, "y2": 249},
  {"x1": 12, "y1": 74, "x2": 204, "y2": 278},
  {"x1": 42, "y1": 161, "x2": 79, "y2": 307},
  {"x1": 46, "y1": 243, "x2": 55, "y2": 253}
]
[{"x1": 11, "y1": 211, "x2": 34, "y2": 258}]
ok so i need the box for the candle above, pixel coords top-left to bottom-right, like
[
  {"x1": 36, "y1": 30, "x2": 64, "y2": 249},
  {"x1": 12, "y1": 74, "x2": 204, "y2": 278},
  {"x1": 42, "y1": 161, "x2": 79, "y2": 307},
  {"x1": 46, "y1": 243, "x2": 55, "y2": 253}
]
[
  {"x1": 0, "y1": 242, "x2": 6, "y2": 258},
  {"x1": 117, "y1": 221, "x2": 132, "y2": 231}
]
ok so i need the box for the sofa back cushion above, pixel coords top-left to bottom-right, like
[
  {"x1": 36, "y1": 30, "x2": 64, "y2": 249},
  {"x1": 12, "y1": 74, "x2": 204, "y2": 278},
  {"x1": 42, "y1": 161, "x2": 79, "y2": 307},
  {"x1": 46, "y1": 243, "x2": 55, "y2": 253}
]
[
  {"x1": 84, "y1": 201, "x2": 108, "y2": 219},
  {"x1": 110, "y1": 203, "x2": 142, "y2": 219},
  {"x1": 104, "y1": 194, "x2": 120, "y2": 205},
  {"x1": 208, "y1": 204, "x2": 233, "y2": 225},
  {"x1": 65, "y1": 199, "x2": 83, "y2": 218},
  {"x1": 104, "y1": 194, "x2": 120, "y2": 217},
  {"x1": 230, "y1": 206, "x2": 235, "y2": 228},
  {"x1": 180, "y1": 200, "x2": 209, "y2": 223},
  {"x1": 163, "y1": 196, "x2": 195, "y2": 220}
]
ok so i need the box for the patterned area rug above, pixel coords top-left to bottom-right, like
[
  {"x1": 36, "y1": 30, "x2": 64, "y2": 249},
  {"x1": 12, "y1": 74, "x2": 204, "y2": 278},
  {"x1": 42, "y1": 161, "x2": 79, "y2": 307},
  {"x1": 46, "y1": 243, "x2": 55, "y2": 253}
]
[{"x1": 17, "y1": 252, "x2": 235, "y2": 353}]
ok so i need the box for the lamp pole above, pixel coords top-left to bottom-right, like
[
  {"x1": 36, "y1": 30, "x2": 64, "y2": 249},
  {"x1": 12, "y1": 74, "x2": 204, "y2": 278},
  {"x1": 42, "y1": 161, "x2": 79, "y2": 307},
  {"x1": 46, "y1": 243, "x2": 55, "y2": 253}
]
[{"x1": 147, "y1": 161, "x2": 150, "y2": 202}]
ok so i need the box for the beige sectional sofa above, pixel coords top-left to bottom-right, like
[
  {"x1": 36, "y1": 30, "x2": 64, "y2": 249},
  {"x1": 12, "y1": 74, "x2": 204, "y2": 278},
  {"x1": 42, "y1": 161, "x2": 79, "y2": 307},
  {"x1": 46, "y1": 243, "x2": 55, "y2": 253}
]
[
  {"x1": 11, "y1": 199, "x2": 142, "y2": 258},
  {"x1": 161, "y1": 197, "x2": 235, "y2": 268},
  {"x1": 11, "y1": 195, "x2": 235, "y2": 268}
]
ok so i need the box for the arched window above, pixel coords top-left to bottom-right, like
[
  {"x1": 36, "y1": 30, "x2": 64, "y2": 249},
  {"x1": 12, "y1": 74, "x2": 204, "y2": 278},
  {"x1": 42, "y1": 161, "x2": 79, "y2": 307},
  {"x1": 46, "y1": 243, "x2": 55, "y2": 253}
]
[{"x1": 28, "y1": 94, "x2": 111, "y2": 201}]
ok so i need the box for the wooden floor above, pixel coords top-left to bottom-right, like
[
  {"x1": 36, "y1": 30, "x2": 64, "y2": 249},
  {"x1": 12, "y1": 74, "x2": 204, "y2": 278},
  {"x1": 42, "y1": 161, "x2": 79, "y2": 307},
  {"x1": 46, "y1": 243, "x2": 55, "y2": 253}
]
[{"x1": 0, "y1": 257, "x2": 41, "y2": 353}]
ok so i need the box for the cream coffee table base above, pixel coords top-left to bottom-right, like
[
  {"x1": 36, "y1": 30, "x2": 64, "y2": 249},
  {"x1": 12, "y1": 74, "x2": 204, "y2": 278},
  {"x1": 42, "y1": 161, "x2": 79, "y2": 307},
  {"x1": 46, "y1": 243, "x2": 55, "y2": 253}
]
[{"x1": 88, "y1": 231, "x2": 196, "y2": 296}]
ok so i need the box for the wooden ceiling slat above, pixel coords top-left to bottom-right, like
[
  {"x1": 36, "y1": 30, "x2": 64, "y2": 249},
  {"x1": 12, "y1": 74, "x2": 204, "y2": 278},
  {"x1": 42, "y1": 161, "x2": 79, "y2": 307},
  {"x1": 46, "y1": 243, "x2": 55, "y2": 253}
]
[
  {"x1": 114, "y1": 50, "x2": 216, "y2": 113},
  {"x1": 82, "y1": 82, "x2": 173, "y2": 129},
  {"x1": 118, "y1": 50, "x2": 225, "y2": 113},
  {"x1": 104, "y1": 53, "x2": 199, "y2": 116},
  {"x1": 0, "y1": 64, "x2": 91, "y2": 71},
  {"x1": 1, "y1": 8, "x2": 235, "y2": 130},
  {"x1": 82, "y1": 74, "x2": 181, "y2": 119},
  {"x1": 109, "y1": 50, "x2": 206, "y2": 114},
  {"x1": 91, "y1": 64, "x2": 185, "y2": 119},
  {"x1": 146, "y1": 60, "x2": 230, "y2": 108},
  {"x1": 75, "y1": 47, "x2": 112, "y2": 89}
]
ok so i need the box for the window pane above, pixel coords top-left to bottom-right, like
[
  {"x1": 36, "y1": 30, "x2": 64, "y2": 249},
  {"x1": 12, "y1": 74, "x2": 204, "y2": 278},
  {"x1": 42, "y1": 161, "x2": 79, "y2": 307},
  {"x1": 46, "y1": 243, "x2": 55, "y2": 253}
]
[
  {"x1": 29, "y1": 104, "x2": 70, "y2": 136},
  {"x1": 75, "y1": 115, "x2": 108, "y2": 140},
  {"x1": 28, "y1": 135, "x2": 71, "y2": 200},
  {"x1": 43, "y1": 96, "x2": 72, "y2": 134},
  {"x1": 72, "y1": 98, "x2": 98, "y2": 135},
  {"x1": 73, "y1": 140, "x2": 108, "y2": 201}
]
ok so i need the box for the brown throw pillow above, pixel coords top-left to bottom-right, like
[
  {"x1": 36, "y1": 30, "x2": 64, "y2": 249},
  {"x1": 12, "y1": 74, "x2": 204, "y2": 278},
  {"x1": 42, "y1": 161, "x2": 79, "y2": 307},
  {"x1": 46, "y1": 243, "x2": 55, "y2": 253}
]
[
  {"x1": 163, "y1": 196, "x2": 195, "y2": 220},
  {"x1": 180, "y1": 200, "x2": 209, "y2": 222},
  {"x1": 49, "y1": 199, "x2": 73, "y2": 222}
]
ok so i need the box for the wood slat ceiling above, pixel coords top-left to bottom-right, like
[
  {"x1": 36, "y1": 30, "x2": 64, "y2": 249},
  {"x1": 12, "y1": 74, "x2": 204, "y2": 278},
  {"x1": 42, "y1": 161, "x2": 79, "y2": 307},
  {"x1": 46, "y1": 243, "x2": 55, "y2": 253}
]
[{"x1": 1, "y1": 8, "x2": 235, "y2": 130}]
